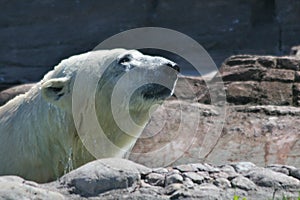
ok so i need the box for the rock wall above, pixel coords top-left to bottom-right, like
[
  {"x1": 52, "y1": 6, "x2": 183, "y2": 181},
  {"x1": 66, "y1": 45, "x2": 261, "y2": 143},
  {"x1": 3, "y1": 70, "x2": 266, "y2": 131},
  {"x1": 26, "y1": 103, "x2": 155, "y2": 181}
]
[
  {"x1": 220, "y1": 55, "x2": 300, "y2": 106},
  {"x1": 1, "y1": 0, "x2": 300, "y2": 90},
  {"x1": 130, "y1": 54, "x2": 300, "y2": 168}
]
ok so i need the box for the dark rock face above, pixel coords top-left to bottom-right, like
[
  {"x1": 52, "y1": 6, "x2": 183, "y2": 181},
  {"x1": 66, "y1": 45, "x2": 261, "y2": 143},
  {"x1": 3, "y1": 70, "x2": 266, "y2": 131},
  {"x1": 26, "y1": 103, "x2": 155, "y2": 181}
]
[
  {"x1": 1, "y1": 1, "x2": 300, "y2": 88},
  {"x1": 1, "y1": 158, "x2": 299, "y2": 199}
]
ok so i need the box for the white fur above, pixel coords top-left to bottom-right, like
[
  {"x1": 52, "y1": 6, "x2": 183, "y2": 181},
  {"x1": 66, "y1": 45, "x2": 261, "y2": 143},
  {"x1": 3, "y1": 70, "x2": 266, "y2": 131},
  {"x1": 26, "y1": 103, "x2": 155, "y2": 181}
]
[{"x1": 0, "y1": 49, "x2": 178, "y2": 182}]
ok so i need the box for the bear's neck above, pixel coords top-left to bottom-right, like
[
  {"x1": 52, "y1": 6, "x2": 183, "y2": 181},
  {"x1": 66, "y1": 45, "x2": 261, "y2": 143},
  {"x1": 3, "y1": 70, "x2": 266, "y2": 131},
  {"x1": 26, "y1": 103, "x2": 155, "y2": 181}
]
[
  {"x1": 0, "y1": 85, "x2": 92, "y2": 181},
  {"x1": 93, "y1": 95, "x2": 151, "y2": 158}
]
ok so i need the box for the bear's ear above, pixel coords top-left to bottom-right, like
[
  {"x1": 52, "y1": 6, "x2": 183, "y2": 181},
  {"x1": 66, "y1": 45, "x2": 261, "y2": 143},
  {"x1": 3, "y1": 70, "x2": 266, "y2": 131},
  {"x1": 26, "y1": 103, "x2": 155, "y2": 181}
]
[{"x1": 41, "y1": 77, "x2": 71, "y2": 103}]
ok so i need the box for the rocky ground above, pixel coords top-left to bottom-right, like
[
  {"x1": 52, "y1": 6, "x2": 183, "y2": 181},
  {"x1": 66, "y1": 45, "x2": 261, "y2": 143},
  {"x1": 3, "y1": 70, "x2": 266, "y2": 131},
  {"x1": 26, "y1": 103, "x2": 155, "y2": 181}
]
[
  {"x1": 1, "y1": 52, "x2": 300, "y2": 199},
  {"x1": 0, "y1": 158, "x2": 299, "y2": 199}
]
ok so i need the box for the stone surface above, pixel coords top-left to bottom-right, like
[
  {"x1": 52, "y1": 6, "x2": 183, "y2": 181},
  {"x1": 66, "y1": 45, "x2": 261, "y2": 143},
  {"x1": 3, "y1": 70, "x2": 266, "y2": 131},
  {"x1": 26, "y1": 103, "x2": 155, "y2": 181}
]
[
  {"x1": 231, "y1": 162, "x2": 257, "y2": 174},
  {"x1": 60, "y1": 158, "x2": 151, "y2": 196},
  {"x1": 231, "y1": 176, "x2": 256, "y2": 191},
  {"x1": 220, "y1": 55, "x2": 300, "y2": 106},
  {"x1": 213, "y1": 178, "x2": 231, "y2": 189},
  {"x1": 267, "y1": 164, "x2": 290, "y2": 175},
  {"x1": 0, "y1": 176, "x2": 64, "y2": 200},
  {"x1": 183, "y1": 172, "x2": 205, "y2": 184},
  {"x1": 246, "y1": 168, "x2": 300, "y2": 189},
  {"x1": 0, "y1": 83, "x2": 34, "y2": 106},
  {"x1": 128, "y1": 54, "x2": 300, "y2": 169},
  {"x1": 130, "y1": 101, "x2": 300, "y2": 168},
  {"x1": 291, "y1": 169, "x2": 300, "y2": 180},
  {"x1": 175, "y1": 164, "x2": 198, "y2": 172},
  {"x1": 145, "y1": 173, "x2": 165, "y2": 187},
  {"x1": 165, "y1": 174, "x2": 183, "y2": 186},
  {"x1": 0, "y1": 158, "x2": 299, "y2": 199}
]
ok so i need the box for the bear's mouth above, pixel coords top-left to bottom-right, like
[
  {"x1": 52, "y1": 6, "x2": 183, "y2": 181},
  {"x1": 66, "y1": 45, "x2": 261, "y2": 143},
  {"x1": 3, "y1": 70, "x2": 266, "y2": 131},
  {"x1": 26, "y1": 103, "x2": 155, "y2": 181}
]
[{"x1": 140, "y1": 84, "x2": 173, "y2": 100}]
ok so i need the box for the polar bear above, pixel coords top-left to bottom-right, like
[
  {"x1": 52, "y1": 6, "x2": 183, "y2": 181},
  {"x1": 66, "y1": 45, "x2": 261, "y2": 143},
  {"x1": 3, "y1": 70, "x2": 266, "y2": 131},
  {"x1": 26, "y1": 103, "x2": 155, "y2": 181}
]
[{"x1": 0, "y1": 49, "x2": 179, "y2": 182}]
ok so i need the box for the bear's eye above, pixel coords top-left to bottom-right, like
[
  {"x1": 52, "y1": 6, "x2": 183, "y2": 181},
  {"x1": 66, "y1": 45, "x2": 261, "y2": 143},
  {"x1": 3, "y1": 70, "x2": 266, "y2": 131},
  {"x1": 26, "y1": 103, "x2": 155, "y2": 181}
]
[{"x1": 118, "y1": 55, "x2": 131, "y2": 65}]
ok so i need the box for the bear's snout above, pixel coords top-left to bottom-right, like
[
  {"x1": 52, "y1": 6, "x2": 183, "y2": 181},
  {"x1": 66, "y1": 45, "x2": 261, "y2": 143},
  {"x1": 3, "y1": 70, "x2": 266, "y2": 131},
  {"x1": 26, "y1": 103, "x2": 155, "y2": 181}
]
[{"x1": 166, "y1": 62, "x2": 180, "y2": 73}]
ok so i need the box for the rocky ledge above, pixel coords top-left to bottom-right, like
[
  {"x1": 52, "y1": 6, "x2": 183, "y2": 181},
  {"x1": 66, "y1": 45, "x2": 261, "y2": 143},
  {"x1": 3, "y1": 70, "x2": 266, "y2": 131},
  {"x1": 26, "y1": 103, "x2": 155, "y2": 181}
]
[{"x1": 0, "y1": 158, "x2": 299, "y2": 200}]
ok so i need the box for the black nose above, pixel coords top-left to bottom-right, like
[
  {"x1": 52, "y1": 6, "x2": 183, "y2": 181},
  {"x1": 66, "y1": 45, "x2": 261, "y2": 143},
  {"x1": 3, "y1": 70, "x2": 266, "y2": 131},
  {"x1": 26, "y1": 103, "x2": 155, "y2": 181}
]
[{"x1": 166, "y1": 63, "x2": 180, "y2": 73}]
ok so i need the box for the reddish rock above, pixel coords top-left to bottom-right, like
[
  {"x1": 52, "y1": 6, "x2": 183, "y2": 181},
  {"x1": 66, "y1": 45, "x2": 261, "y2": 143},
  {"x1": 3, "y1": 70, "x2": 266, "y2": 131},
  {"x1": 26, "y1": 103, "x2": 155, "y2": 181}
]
[
  {"x1": 130, "y1": 54, "x2": 300, "y2": 169},
  {"x1": 0, "y1": 83, "x2": 34, "y2": 106}
]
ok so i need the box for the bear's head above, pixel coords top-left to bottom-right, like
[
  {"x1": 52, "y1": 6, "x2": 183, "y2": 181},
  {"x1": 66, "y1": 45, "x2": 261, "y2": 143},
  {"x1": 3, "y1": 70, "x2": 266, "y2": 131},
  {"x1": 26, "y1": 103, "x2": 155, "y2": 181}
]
[{"x1": 40, "y1": 49, "x2": 179, "y2": 157}]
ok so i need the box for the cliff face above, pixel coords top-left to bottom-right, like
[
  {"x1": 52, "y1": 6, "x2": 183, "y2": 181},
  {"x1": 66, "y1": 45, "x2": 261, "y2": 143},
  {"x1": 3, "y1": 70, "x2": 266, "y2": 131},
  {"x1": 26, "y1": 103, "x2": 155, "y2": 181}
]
[
  {"x1": 1, "y1": 0, "x2": 300, "y2": 90},
  {"x1": 130, "y1": 54, "x2": 300, "y2": 168}
]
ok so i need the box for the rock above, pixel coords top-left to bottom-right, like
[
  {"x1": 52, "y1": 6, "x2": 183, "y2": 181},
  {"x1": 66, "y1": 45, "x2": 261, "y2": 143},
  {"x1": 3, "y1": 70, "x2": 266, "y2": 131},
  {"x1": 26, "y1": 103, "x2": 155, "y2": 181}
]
[
  {"x1": 267, "y1": 164, "x2": 290, "y2": 175},
  {"x1": 290, "y1": 169, "x2": 300, "y2": 180},
  {"x1": 225, "y1": 81, "x2": 261, "y2": 104},
  {"x1": 193, "y1": 184, "x2": 222, "y2": 199},
  {"x1": 263, "y1": 68, "x2": 295, "y2": 82},
  {"x1": 0, "y1": 176, "x2": 64, "y2": 200},
  {"x1": 276, "y1": 57, "x2": 300, "y2": 70},
  {"x1": 210, "y1": 171, "x2": 229, "y2": 179},
  {"x1": 183, "y1": 177, "x2": 194, "y2": 189},
  {"x1": 293, "y1": 83, "x2": 300, "y2": 106},
  {"x1": 60, "y1": 158, "x2": 151, "y2": 196},
  {"x1": 221, "y1": 55, "x2": 300, "y2": 106},
  {"x1": 131, "y1": 100, "x2": 300, "y2": 168},
  {"x1": 0, "y1": 159, "x2": 300, "y2": 199},
  {"x1": 168, "y1": 184, "x2": 221, "y2": 200},
  {"x1": 246, "y1": 168, "x2": 300, "y2": 189},
  {"x1": 174, "y1": 76, "x2": 207, "y2": 102},
  {"x1": 231, "y1": 176, "x2": 257, "y2": 191},
  {"x1": 130, "y1": 54, "x2": 300, "y2": 168},
  {"x1": 219, "y1": 165, "x2": 238, "y2": 179},
  {"x1": 145, "y1": 173, "x2": 165, "y2": 187},
  {"x1": 152, "y1": 168, "x2": 169, "y2": 174},
  {"x1": 213, "y1": 178, "x2": 231, "y2": 189},
  {"x1": 182, "y1": 172, "x2": 205, "y2": 184},
  {"x1": 175, "y1": 164, "x2": 198, "y2": 172},
  {"x1": 0, "y1": 83, "x2": 34, "y2": 106},
  {"x1": 165, "y1": 174, "x2": 183, "y2": 186},
  {"x1": 165, "y1": 183, "x2": 185, "y2": 195},
  {"x1": 231, "y1": 162, "x2": 257, "y2": 174},
  {"x1": 190, "y1": 163, "x2": 211, "y2": 172}
]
